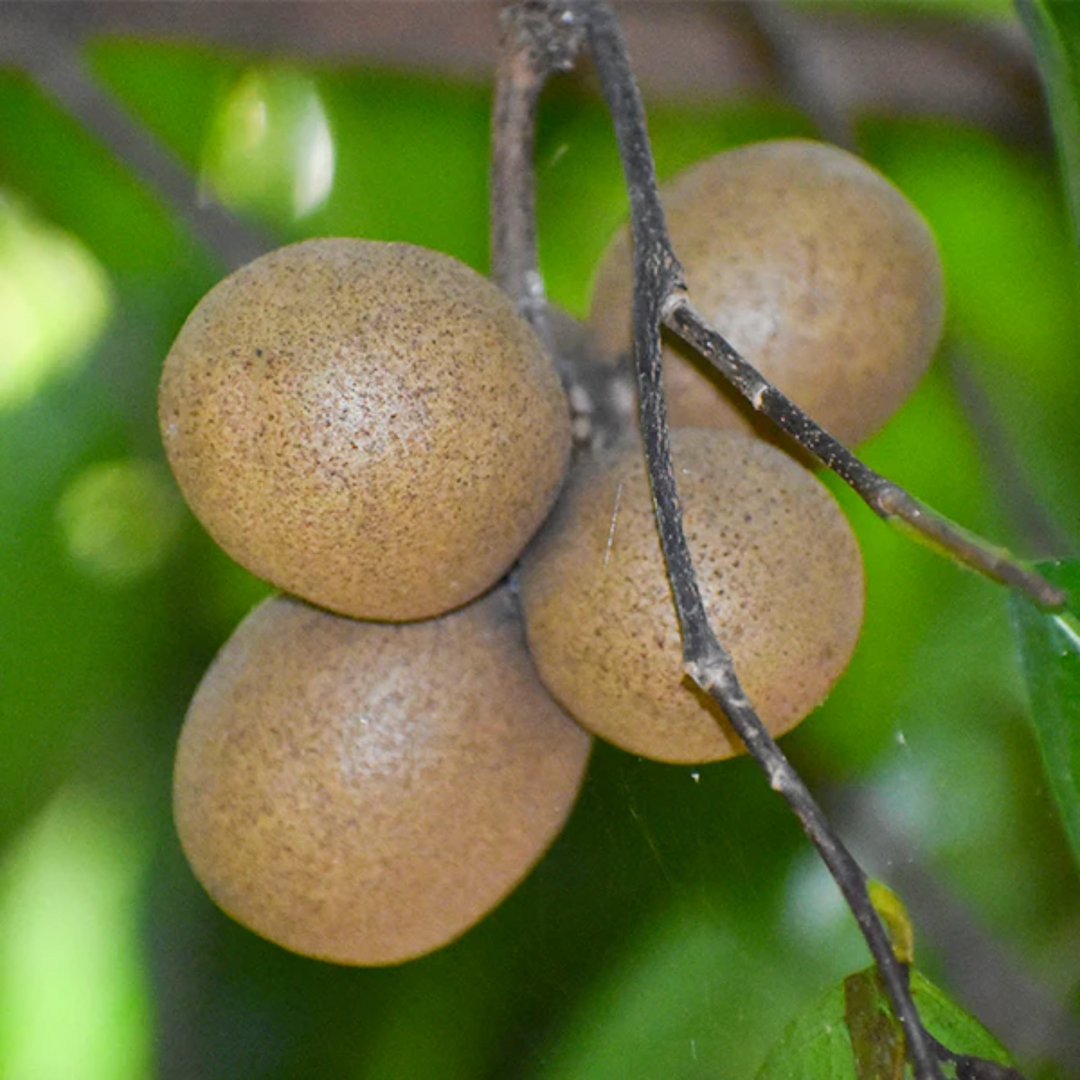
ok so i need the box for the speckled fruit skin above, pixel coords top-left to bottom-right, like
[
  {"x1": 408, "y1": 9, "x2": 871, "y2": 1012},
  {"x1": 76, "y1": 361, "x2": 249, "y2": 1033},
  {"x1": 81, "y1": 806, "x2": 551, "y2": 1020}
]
[
  {"x1": 587, "y1": 139, "x2": 944, "y2": 446},
  {"x1": 173, "y1": 587, "x2": 592, "y2": 967},
  {"x1": 159, "y1": 239, "x2": 571, "y2": 622},
  {"x1": 518, "y1": 428, "x2": 865, "y2": 764}
]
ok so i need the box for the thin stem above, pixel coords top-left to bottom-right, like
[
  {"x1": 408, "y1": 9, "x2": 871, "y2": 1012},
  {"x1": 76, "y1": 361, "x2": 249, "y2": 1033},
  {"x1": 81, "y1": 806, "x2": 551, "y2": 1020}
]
[
  {"x1": 491, "y1": 0, "x2": 585, "y2": 358},
  {"x1": 664, "y1": 299, "x2": 1066, "y2": 610},
  {"x1": 491, "y1": 0, "x2": 629, "y2": 448},
  {"x1": 579, "y1": 2, "x2": 944, "y2": 1077}
]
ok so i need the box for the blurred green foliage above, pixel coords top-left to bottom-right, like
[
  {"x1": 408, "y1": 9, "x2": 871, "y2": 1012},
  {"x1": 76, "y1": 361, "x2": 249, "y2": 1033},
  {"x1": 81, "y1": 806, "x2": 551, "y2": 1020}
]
[
  {"x1": 1013, "y1": 561, "x2": 1080, "y2": 872},
  {"x1": 1, "y1": 6, "x2": 1079, "y2": 1080}
]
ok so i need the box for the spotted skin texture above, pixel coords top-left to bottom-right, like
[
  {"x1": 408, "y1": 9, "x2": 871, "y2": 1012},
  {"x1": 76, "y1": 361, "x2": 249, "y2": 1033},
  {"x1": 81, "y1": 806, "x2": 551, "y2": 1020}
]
[
  {"x1": 173, "y1": 587, "x2": 592, "y2": 966},
  {"x1": 519, "y1": 428, "x2": 865, "y2": 764},
  {"x1": 588, "y1": 139, "x2": 944, "y2": 446},
  {"x1": 159, "y1": 239, "x2": 571, "y2": 622}
]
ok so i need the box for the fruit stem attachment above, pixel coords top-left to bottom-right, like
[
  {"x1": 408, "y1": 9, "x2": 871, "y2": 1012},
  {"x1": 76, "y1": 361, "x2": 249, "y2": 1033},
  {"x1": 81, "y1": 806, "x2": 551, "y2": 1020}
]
[{"x1": 664, "y1": 298, "x2": 1066, "y2": 610}]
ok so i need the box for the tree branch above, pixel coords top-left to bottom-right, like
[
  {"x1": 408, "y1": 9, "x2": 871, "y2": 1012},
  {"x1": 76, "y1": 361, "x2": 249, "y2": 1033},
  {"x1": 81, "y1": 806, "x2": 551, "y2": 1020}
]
[
  {"x1": 577, "y1": 4, "x2": 945, "y2": 1076},
  {"x1": 664, "y1": 299, "x2": 1066, "y2": 609},
  {"x1": 492, "y1": 2, "x2": 1043, "y2": 1075},
  {"x1": 491, "y1": 0, "x2": 585, "y2": 358}
]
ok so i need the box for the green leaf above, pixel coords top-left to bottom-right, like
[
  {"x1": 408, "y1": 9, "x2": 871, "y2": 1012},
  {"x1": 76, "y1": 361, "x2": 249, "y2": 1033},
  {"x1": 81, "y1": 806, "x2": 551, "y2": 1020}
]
[
  {"x1": 757, "y1": 968, "x2": 1015, "y2": 1080},
  {"x1": 1017, "y1": 0, "x2": 1080, "y2": 260},
  {"x1": 1010, "y1": 560, "x2": 1080, "y2": 870}
]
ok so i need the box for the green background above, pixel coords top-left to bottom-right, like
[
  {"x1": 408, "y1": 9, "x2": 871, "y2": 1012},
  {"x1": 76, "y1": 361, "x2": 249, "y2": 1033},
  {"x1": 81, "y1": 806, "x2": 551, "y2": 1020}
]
[{"x1": 1, "y1": 3, "x2": 1078, "y2": 1078}]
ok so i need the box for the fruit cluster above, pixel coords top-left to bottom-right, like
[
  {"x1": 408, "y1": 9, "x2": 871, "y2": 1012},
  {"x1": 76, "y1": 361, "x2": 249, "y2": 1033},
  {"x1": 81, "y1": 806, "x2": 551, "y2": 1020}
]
[{"x1": 161, "y1": 139, "x2": 943, "y2": 966}]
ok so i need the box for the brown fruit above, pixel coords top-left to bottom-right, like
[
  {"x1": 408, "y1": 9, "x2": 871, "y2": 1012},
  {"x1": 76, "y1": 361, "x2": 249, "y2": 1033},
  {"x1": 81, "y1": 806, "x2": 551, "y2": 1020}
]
[
  {"x1": 159, "y1": 238, "x2": 571, "y2": 622},
  {"x1": 587, "y1": 139, "x2": 944, "y2": 446},
  {"x1": 518, "y1": 428, "x2": 864, "y2": 764},
  {"x1": 173, "y1": 586, "x2": 592, "y2": 966}
]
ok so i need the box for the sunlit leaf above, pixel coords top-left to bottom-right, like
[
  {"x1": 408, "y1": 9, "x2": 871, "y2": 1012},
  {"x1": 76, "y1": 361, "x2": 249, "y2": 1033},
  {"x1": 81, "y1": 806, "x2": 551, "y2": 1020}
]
[
  {"x1": 0, "y1": 784, "x2": 153, "y2": 1080},
  {"x1": 1010, "y1": 559, "x2": 1080, "y2": 871},
  {"x1": 865, "y1": 882, "x2": 915, "y2": 968},
  {"x1": 0, "y1": 192, "x2": 111, "y2": 410},
  {"x1": 200, "y1": 66, "x2": 335, "y2": 223}
]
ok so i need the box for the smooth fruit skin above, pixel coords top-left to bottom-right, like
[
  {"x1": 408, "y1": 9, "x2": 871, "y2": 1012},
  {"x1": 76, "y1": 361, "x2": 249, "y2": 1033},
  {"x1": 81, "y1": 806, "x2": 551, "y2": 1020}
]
[
  {"x1": 173, "y1": 587, "x2": 592, "y2": 966},
  {"x1": 159, "y1": 239, "x2": 571, "y2": 622},
  {"x1": 587, "y1": 139, "x2": 944, "y2": 446},
  {"x1": 518, "y1": 428, "x2": 865, "y2": 764}
]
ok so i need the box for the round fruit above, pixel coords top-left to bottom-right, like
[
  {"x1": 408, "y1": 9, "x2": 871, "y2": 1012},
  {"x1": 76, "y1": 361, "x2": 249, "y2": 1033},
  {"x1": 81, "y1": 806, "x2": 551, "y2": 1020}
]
[
  {"x1": 173, "y1": 586, "x2": 592, "y2": 966},
  {"x1": 159, "y1": 238, "x2": 571, "y2": 622},
  {"x1": 518, "y1": 427, "x2": 864, "y2": 764},
  {"x1": 587, "y1": 139, "x2": 944, "y2": 446}
]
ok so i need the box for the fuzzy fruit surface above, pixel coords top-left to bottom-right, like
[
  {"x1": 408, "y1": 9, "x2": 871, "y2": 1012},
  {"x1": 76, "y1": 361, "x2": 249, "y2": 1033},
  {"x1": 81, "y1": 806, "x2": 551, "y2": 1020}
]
[
  {"x1": 159, "y1": 238, "x2": 571, "y2": 622},
  {"x1": 518, "y1": 428, "x2": 865, "y2": 764},
  {"x1": 173, "y1": 586, "x2": 592, "y2": 966},
  {"x1": 587, "y1": 139, "x2": 944, "y2": 447}
]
